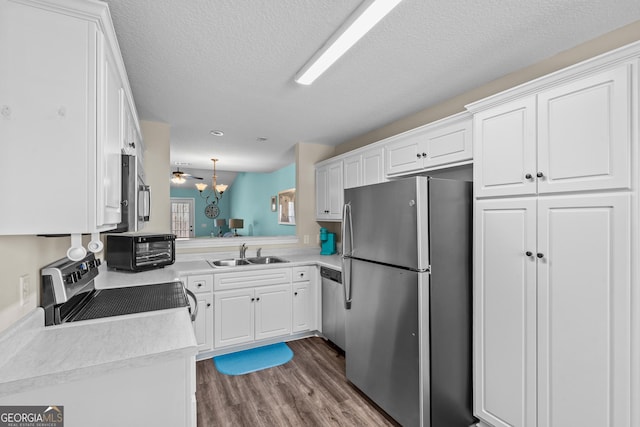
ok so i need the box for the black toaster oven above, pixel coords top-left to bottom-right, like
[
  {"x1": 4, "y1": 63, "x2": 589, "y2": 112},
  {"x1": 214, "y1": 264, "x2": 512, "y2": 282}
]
[{"x1": 106, "y1": 233, "x2": 176, "y2": 271}]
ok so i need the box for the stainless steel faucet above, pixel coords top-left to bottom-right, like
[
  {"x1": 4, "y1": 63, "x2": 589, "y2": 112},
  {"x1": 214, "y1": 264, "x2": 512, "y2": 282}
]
[
  {"x1": 239, "y1": 243, "x2": 247, "y2": 259},
  {"x1": 257, "y1": 248, "x2": 262, "y2": 257}
]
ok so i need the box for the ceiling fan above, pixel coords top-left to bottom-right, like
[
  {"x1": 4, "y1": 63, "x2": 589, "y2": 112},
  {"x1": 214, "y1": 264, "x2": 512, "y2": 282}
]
[{"x1": 170, "y1": 168, "x2": 203, "y2": 183}]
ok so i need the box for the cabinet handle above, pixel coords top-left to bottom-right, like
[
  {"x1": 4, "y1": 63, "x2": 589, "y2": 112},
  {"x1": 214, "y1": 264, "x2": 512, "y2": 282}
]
[
  {"x1": 536, "y1": 172, "x2": 544, "y2": 178},
  {"x1": 256, "y1": 297, "x2": 260, "y2": 301},
  {"x1": 251, "y1": 297, "x2": 255, "y2": 302},
  {"x1": 525, "y1": 251, "x2": 533, "y2": 256},
  {"x1": 197, "y1": 283, "x2": 202, "y2": 288},
  {"x1": 294, "y1": 292, "x2": 298, "y2": 296},
  {"x1": 416, "y1": 153, "x2": 422, "y2": 158},
  {"x1": 206, "y1": 303, "x2": 211, "y2": 307},
  {"x1": 422, "y1": 152, "x2": 427, "y2": 157},
  {"x1": 525, "y1": 173, "x2": 533, "y2": 180},
  {"x1": 537, "y1": 253, "x2": 544, "y2": 258}
]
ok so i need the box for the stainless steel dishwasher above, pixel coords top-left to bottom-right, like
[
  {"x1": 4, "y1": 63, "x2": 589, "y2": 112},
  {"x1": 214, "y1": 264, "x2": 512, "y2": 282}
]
[{"x1": 321, "y1": 266, "x2": 345, "y2": 351}]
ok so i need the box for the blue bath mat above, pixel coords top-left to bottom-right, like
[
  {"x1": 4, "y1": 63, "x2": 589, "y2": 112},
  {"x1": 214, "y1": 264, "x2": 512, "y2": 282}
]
[{"x1": 213, "y1": 342, "x2": 293, "y2": 376}]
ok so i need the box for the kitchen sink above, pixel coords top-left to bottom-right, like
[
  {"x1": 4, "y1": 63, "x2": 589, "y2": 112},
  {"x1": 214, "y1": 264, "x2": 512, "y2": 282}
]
[
  {"x1": 210, "y1": 258, "x2": 253, "y2": 267},
  {"x1": 208, "y1": 256, "x2": 289, "y2": 267},
  {"x1": 245, "y1": 256, "x2": 288, "y2": 264}
]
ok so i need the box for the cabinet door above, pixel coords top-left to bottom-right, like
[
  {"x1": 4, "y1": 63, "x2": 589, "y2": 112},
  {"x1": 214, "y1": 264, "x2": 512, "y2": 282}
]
[
  {"x1": 315, "y1": 166, "x2": 329, "y2": 218},
  {"x1": 537, "y1": 194, "x2": 630, "y2": 427},
  {"x1": 214, "y1": 288, "x2": 254, "y2": 348},
  {"x1": 343, "y1": 154, "x2": 361, "y2": 189},
  {"x1": 423, "y1": 117, "x2": 472, "y2": 169},
  {"x1": 0, "y1": 2, "x2": 95, "y2": 234},
  {"x1": 474, "y1": 198, "x2": 537, "y2": 427},
  {"x1": 537, "y1": 65, "x2": 631, "y2": 194},
  {"x1": 292, "y1": 282, "x2": 310, "y2": 333},
  {"x1": 385, "y1": 134, "x2": 423, "y2": 175},
  {"x1": 474, "y1": 97, "x2": 537, "y2": 198},
  {"x1": 96, "y1": 41, "x2": 123, "y2": 228},
  {"x1": 255, "y1": 284, "x2": 292, "y2": 340},
  {"x1": 192, "y1": 293, "x2": 213, "y2": 352},
  {"x1": 327, "y1": 161, "x2": 344, "y2": 219},
  {"x1": 361, "y1": 147, "x2": 385, "y2": 186}
]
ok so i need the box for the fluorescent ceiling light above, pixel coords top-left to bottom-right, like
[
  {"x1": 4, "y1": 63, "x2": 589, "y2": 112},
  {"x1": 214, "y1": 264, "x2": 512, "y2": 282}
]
[{"x1": 294, "y1": 0, "x2": 403, "y2": 85}]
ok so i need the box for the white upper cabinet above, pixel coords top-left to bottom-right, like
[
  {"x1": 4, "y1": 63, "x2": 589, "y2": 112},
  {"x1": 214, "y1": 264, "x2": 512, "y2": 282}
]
[
  {"x1": 343, "y1": 146, "x2": 385, "y2": 189},
  {"x1": 473, "y1": 97, "x2": 537, "y2": 197},
  {"x1": 474, "y1": 64, "x2": 632, "y2": 198},
  {"x1": 0, "y1": 0, "x2": 140, "y2": 235},
  {"x1": 98, "y1": 39, "x2": 124, "y2": 228},
  {"x1": 316, "y1": 160, "x2": 343, "y2": 221},
  {"x1": 386, "y1": 113, "x2": 472, "y2": 176},
  {"x1": 537, "y1": 65, "x2": 631, "y2": 194}
]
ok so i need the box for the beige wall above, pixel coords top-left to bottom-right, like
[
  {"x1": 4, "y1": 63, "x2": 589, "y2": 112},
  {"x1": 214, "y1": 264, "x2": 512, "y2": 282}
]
[
  {"x1": 296, "y1": 142, "x2": 336, "y2": 247},
  {"x1": 0, "y1": 235, "x2": 91, "y2": 332},
  {"x1": 140, "y1": 120, "x2": 171, "y2": 233},
  {"x1": 335, "y1": 20, "x2": 640, "y2": 155}
]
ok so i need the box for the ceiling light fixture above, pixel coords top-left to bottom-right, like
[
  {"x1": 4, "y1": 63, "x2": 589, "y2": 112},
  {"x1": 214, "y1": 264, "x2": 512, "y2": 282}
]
[
  {"x1": 210, "y1": 130, "x2": 224, "y2": 136},
  {"x1": 171, "y1": 175, "x2": 186, "y2": 184},
  {"x1": 196, "y1": 158, "x2": 228, "y2": 205},
  {"x1": 294, "y1": 0, "x2": 403, "y2": 85}
]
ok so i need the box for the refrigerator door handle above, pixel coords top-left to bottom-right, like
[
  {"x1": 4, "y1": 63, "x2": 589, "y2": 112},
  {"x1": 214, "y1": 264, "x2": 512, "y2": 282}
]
[
  {"x1": 341, "y1": 202, "x2": 353, "y2": 256},
  {"x1": 342, "y1": 256, "x2": 352, "y2": 309},
  {"x1": 341, "y1": 202, "x2": 353, "y2": 309}
]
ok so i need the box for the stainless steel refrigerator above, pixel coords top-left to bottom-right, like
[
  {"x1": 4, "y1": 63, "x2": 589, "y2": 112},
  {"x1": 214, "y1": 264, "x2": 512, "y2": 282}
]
[{"x1": 342, "y1": 176, "x2": 475, "y2": 427}]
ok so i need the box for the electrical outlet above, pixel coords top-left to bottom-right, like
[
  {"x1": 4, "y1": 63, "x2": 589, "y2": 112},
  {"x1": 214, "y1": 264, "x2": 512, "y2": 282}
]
[
  {"x1": 19, "y1": 274, "x2": 31, "y2": 306},
  {"x1": 303, "y1": 235, "x2": 309, "y2": 244}
]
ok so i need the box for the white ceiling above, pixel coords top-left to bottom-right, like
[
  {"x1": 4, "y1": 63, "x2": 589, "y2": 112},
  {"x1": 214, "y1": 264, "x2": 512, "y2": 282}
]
[{"x1": 104, "y1": 0, "x2": 640, "y2": 177}]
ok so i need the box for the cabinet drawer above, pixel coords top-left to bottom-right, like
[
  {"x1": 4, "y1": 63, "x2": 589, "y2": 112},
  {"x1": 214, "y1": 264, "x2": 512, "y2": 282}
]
[
  {"x1": 187, "y1": 274, "x2": 213, "y2": 293},
  {"x1": 214, "y1": 268, "x2": 292, "y2": 291},
  {"x1": 292, "y1": 266, "x2": 311, "y2": 282}
]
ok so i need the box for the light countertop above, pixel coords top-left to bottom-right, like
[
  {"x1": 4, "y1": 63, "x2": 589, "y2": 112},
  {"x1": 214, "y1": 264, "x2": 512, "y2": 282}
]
[
  {"x1": 0, "y1": 250, "x2": 340, "y2": 398},
  {"x1": 0, "y1": 307, "x2": 196, "y2": 398}
]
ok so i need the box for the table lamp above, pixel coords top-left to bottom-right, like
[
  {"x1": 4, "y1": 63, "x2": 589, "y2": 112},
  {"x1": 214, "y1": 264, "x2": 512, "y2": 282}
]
[{"x1": 229, "y1": 218, "x2": 244, "y2": 236}]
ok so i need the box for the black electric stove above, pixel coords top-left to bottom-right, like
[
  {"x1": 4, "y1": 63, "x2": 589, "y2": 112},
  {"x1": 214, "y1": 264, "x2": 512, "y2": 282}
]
[{"x1": 41, "y1": 253, "x2": 194, "y2": 326}]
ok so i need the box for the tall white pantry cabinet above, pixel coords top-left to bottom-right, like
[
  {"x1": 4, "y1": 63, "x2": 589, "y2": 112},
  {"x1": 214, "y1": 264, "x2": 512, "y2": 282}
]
[{"x1": 469, "y1": 45, "x2": 639, "y2": 427}]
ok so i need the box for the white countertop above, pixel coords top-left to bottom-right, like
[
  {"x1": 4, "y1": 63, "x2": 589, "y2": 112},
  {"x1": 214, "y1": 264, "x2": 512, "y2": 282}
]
[
  {"x1": 0, "y1": 250, "x2": 340, "y2": 398},
  {"x1": 96, "y1": 251, "x2": 341, "y2": 288},
  {"x1": 0, "y1": 307, "x2": 196, "y2": 398}
]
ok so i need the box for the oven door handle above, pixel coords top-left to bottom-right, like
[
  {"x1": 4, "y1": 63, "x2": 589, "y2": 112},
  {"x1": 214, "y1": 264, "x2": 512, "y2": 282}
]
[{"x1": 185, "y1": 288, "x2": 198, "y2": 322}]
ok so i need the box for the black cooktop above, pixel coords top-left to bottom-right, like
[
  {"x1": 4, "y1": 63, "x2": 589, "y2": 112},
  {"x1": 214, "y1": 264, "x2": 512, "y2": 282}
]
[{"x1": 69, "y1": 281, "x2": 188, "y2": 322}]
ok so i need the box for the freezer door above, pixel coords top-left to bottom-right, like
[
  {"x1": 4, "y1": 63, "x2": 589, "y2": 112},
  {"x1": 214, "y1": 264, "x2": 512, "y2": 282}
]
[
  {"x1": 345, "y1": 259, "x2": 424, "y2": 427},
  {"x1": 344, "y1": 177, "x2": 429, "y2": 271}
]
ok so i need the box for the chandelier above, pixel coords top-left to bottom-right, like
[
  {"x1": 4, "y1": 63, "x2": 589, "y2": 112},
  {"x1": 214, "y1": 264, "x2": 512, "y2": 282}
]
[{"x1": 195, "y1": 158, "x2": 228, "y2": 204}]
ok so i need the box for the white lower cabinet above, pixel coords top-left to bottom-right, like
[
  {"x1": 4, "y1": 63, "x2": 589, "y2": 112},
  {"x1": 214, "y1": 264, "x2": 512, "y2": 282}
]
[
  {"x1": 292, "y1": 282, "x2": 310, "y2": 333},
  {"x1": 185, "y1": 274, "x2": 214, "y2": 353},
  {"x1": 475, "y1": 193, "x2": 631, "y2": 427},
  {"x1": 214, "y1": 284, "x2": 291, "y2": 348},
  {"x1": 214, "y1": 288, "x2": 255, "y2": 348},
  {"x1": 254, "y1": 284, "x2": 292, "y2": 340},
  {"x1": 192, "y1": 292, "x2": 213, "y2": 351}
]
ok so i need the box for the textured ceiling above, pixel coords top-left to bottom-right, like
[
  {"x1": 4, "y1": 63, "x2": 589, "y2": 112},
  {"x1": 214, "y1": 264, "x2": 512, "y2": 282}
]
[{"x1": 104, "y1": 0, "x2": 640, "y2": 176}]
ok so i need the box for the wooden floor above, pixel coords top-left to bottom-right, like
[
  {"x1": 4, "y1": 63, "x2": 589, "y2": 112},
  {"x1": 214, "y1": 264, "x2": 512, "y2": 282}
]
[{"x1": 196, "y1": 337, "x2": 400, "y2": 426}]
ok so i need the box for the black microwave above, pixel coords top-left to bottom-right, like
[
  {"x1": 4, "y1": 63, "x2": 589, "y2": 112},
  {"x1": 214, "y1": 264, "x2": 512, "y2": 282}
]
[{"x1": 106, "y1": 234, "x2": 175, "y2": 272}]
